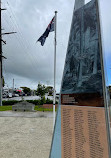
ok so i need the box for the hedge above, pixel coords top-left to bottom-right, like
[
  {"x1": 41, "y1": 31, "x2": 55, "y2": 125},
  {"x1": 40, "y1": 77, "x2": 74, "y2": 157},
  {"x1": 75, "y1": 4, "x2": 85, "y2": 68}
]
[
  {"x1": 2, "y1": 98, "x2": 58, "y2": 106},
  {"x1": 2, "y1": 100, "x2": 20, "y2": 106}
]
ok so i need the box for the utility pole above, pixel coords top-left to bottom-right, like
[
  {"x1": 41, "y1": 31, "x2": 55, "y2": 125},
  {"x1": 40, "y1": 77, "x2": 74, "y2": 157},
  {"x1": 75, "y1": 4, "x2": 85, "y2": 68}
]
[
  {"x1": 0, "y1": 0, "x2": 7, "y2": 106},
  {"x1": 0, "y1": 0, "x2": 16, "y2": 106},
  {"x1": 0, "y1": 0, "x2": 2, "y2": 106}
]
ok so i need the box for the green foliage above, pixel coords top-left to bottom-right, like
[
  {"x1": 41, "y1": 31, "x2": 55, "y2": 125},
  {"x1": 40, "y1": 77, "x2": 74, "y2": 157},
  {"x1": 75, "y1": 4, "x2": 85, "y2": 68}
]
[
  {"x1": 0, "y1": 105, "x2": 57, "y2": 112},
  {"x1": 36, "y1": 83, "x2": 46, "y2": 97},
  {"x1": 26, "y1": 98, "x2": 55, "y2": 105},
  {"x1": 46, "y1": 98, "x2": 53, "y2": 104},
  {"x1": 26, "y1": 100, "x2": 41, "y2": 105},
  {"x1": 2, "y1": 98, "x2": 58, "y2": 107},
  {"x1": 20, "y1": 87, "x2": 31, "y2": 95},
  {"x1": 36, "y1": 83, "x2": 54, "y2": 97},
  {"x1": 2, "y1": 100, "x2": 20, "y2": 106},
  {"x1": 41, "y1": 96, "x2": 46, "y2": 105},
  {"x1": 34, "y1": 106, "x2": 57, "y2": 112},
  {"x1": 45, "y1": 86, "x2": 53, "y2": 95}
]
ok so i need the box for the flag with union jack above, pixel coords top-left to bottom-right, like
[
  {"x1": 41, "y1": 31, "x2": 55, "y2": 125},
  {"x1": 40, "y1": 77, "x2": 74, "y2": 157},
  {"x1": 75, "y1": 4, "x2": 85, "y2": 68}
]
[{"x1": 37, "y1": 16, "x2": 55, "y2": 46}]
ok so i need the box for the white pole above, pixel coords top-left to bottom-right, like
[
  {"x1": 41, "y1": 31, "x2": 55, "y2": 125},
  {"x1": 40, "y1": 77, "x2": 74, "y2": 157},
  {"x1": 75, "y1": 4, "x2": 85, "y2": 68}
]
[
  {"x1": 13, "y1": 78, "x2": 14, "y2": 90},
  {"x1": 53, "y1": 11, "x2": 57, "y2": 128}
]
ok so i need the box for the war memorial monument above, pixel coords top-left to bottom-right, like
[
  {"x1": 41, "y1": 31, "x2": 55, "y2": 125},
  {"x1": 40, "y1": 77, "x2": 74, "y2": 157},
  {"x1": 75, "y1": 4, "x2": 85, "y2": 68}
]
[{"x1": 49, "y1": 0, "x2": 111, "y2": 157}]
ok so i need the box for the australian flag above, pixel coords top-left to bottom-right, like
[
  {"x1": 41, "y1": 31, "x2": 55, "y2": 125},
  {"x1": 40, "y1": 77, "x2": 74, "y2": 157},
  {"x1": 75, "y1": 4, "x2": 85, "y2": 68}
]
[{"x1": 37, "y1": 16, "x2": 55, "y2": 46}]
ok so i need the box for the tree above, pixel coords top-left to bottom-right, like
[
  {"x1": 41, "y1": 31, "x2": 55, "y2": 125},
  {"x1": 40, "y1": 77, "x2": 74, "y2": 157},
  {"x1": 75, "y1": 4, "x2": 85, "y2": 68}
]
[
  {"x1": 45, "y1": 86, "x2": 53, "y2": 96},
  {"x1": 21, "y1": 87, "x2": 31, "y2": 96},
  {"x1": 36, "y1": 83, "x2": 46, "y2": 98}
]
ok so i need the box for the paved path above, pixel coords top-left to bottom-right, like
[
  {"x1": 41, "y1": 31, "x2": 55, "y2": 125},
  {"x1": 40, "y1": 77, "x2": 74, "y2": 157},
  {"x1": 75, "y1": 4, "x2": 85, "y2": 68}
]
[
  {"x1": 0, "y1": 111, "x2": 53, "y2": 118},
  {"x1": 0, "y1": 111, "x2": 110, "y2": 158},
  {"x1": 0, "y1": 112, "x2": 53, "y2": 158}
]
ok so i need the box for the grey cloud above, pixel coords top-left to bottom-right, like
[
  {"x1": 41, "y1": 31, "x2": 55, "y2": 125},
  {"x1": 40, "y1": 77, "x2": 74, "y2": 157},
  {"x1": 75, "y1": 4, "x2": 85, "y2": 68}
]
[{"x1": 2, "y1": 0, "x2": 111, "y2": 91}]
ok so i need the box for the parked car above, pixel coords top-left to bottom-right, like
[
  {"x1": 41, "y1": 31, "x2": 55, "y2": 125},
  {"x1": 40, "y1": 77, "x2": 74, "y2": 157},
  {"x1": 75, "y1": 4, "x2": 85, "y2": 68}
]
[
  {"x1": 8, "y1": 93, "x2": 12, "y2": 98},
  {"x1": 2, "y1": 93, "x2": 8, "y2": 98},
  {"x1": 14, "y1": 94, "x2": 19, "y2": 97}
]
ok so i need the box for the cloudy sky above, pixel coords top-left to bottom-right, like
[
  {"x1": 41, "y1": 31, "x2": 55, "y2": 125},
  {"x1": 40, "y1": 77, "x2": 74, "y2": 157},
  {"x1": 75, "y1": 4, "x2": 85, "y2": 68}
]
[{"x1": 2, "y1": 0, "x2": 111, "y2": 92}]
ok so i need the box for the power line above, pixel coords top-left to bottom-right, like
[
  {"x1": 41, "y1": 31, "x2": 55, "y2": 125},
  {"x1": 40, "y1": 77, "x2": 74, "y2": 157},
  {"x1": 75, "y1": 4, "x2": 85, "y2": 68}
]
[
  {"x1": 1, "y1": 32, "x2": 17, "y2": 35},
  {"x1": 3, "y1": 1, "x2": 40, "y2": 72}
]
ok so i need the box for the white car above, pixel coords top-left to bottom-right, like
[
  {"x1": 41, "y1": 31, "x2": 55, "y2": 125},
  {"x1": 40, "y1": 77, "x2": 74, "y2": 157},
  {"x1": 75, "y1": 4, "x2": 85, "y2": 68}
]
[
  {"x1": 15, "y1": 94, "x2": 19, "y2": 97},
  {"x1": 2, "y1": 93, "x2": 7, "y2": 98},
  {"x1": 8, "y1": 93, "x2": 12, "y2": 98}
]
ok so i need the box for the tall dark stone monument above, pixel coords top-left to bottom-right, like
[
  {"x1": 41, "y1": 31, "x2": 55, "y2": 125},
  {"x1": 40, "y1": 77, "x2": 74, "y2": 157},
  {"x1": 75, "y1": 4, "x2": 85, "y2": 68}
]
[{"x1": 49, "y1": 0, "x2": 111, "y2": 158}]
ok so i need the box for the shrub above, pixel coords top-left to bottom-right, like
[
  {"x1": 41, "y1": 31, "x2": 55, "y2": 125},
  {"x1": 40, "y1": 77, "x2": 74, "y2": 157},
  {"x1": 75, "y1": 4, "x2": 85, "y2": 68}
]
[
  {"x1": 2, "y1": 100, "x2": 20, "y2": 106},
  {"x1": 2, "y1": 98, "x2": 58, "y2": 106},
  {"x1": 26, "y1": 100, "x2": 41, "y2": 105},
  {"x1": 46, "y1": 98, "x2": 53, "y2": 104}
]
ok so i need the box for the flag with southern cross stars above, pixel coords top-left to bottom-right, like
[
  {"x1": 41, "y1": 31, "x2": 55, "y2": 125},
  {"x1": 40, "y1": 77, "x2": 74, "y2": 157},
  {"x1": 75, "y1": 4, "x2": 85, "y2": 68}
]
[{"x1": 37, "y1": 16, "x2": 55, "y2": 46}]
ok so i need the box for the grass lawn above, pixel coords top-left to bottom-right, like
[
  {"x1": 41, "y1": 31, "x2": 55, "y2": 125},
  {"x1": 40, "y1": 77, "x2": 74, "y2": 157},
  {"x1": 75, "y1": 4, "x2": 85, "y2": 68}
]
[
  {"x1": 0, "y1": 106, "x2": 12, "y2": 111},
  {"x1": 0, "y1": 105, "x2": 57, "y2": 112},
  {"x1": 35, "y1": 106, "x2": 54, "y2": 112}
]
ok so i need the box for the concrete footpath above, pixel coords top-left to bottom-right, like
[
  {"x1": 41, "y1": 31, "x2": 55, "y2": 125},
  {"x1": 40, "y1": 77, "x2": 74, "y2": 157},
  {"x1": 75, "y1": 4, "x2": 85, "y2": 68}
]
[{"x1": 0, "y1": 111, "x2": 53, "y2": 158}]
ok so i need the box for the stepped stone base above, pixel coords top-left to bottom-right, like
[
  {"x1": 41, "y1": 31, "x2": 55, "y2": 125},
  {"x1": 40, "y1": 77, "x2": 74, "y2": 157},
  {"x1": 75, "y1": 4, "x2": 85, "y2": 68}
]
[{"x1": 12, "y1": 101, "x2": 35, "y2": 112}]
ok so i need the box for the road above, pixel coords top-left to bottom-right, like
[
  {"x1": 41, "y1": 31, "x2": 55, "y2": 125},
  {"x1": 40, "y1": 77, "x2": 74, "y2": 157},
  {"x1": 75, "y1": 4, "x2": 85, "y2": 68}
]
[{"x1": 3, "y1": 95, "x2": 53, "y2": 101}]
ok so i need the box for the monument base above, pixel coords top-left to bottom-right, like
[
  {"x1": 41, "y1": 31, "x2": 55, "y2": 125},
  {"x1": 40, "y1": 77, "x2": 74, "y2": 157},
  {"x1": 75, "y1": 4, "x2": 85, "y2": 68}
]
[{"x1": 12, "y1": 101, "x2": 35, "y2": 112}]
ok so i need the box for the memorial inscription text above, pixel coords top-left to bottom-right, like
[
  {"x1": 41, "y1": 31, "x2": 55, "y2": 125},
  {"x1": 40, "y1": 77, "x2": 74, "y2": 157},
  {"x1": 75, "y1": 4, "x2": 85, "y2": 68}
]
[{"x1": 61, "y1": 105, "x2": 108, "y2": 158}]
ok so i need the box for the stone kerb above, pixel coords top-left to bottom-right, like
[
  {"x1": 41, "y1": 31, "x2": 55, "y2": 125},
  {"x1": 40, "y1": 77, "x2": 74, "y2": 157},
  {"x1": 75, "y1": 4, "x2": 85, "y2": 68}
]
[{"x1": 12, "y1": 101, "x2": 35, "y2": 112}]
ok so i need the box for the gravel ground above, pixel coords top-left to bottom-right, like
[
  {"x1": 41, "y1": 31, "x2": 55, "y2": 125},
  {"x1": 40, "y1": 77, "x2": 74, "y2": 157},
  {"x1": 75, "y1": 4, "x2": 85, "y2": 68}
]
[{"x1": 0, "y1": 114, "x2": 53, "y2": 158}]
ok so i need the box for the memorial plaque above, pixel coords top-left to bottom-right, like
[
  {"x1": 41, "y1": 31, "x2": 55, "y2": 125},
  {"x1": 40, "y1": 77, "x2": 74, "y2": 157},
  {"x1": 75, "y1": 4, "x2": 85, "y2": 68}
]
[
  {"x1": 61, "y1": 93, "x2": 104, "y2": 107},
  {"x1": 61, "y1": 105, "x2": 109, "y2": 158}
]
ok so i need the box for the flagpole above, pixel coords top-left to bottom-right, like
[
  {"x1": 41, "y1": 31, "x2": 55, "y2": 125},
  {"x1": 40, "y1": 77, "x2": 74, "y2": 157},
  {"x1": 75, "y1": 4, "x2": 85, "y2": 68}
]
[{"x1": 53, "y1": 11, "x2": 57, "y2": 128}]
